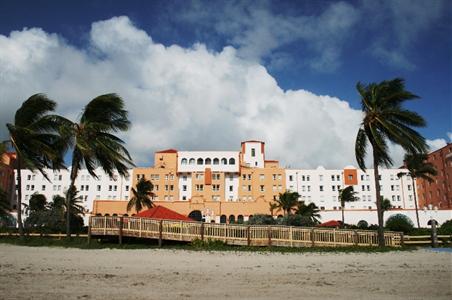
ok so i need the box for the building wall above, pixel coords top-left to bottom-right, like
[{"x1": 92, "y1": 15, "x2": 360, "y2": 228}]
[
  {"x1": 416, "y1": 144, "x2": 452, "y2": 209},
  {"x1": 16, "y1": 167, "x2": 132, "y2": 223}
]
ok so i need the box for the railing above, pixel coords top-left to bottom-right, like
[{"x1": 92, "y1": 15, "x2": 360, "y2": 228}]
[
  {"x1": 89, "y1": 216, "x2": 403, "y2": 247},
  {"x1": 403, "y1": 235, "x2": 452, "y2": 245}
]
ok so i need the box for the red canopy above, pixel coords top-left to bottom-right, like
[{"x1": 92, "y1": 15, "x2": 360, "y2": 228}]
[
  {"x1": 135, "y1": 205, "x2": 193, "y2": 221},
  {"x1": 318, "y1": 220, "x2": 342, "y2": 227}
]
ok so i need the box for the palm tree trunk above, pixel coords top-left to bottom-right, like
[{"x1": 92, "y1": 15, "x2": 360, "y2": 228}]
[
  {"x1": 341, "y1": 204, "x2": 345, "y2": 228},
  {"x1": 373, "y1": 153, "x2": 385, "y2": 247},
  {"x1": 66, "y1": 155, "x2": 79, "y2": 238},
  {"x1": 412, "y1": 177, "x2": 421, "y2": 228},
  {"x1": 15, "y1": 157, "x2": 24, "y2": 238}
]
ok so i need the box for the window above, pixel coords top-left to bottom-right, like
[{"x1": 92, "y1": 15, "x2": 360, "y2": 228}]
[
  {"x1": 272, "y1": 174, "x2": 276, "y2": 180},
  {"x1": 42, "y1": 185, "x2": 46, "y2": 191},
  {"x1": 97, "y1": 185, "x2": 101, "y2": 191},
  {"x1": 229, "y1": 186, "x2": 233, "y2": 192},
  {"x1": 307, "y1": 186, "x2": 311, "y2": 192},
  {"x1": 248, "y1": 185, "x2": 252, "y2": 192},
  {"x1": 125, "y1": 185, "x2": 129, "y2": 191},
  {"x1": 27, "y1": 175, "x2": 31, "y2": 180},
  {"x1": 196, "y1": 173, "x2": 204, "y2": 180},
  {"x1": 221, "y1": 158, "x2": 227, "y2": 165},
  {"x1": 165, "y1": 174, "x2": 169, "y2": 181},
  {"x1": 278, "y1": 185, "x2": 282, "y2": 191},
  {"x1": 390, "y1": 174, "x2": 394, "y2": 180},
  {"x1": 391, "y1": 185, "x2": 394, "y2": 191},
  {"x1": 392, "y1": 195, "x2": 396, "y2": 201},
  {"x1": 302, "y1": 175, "x2": 305, "y2": 181},
  {"x1": 242, "y1": 174, "x2": 246, "y2": 180},
  {"x1": 251, "y1": 148, "x2": 256, "y2": 157},
  {"x1": 170, "y1": 185, "x2": 174, "y2": 191},
  {"x1": 183, "y1": 175, "x2": 187, "y2": 181},
  {"x1": 213, "y1": 184, "x2": 220, "y2": 191},
  {"x1": 57, "y1": 185, "x2": 61, "y2": 191},
  {"x1": 183, "y1": 185, "x2": 187, "y2": 191},
  {"x1": 189, "y1": 158, "x2": 195, "y2": 165},
  {"x1": 332, "y1": 186, "x2": 336, "y2": 191},
  {"x1": 362, "y1": 185, "x2": 365, "y2": 191},
  {"x1": 397, "y1": 195, "x2": 401, "y2": 201},
  {"x1": 319, "y1": 175, "x2": 323, "y2": 181},
  {"x1": 213, "y1": 158, "x2": 219, "y2": 165},
  {"x1": 348, "y1": 175, "x2": 353, "y2": 180},
  {"x1": 181, "y1": 158, "x2": 187, "y2": 165},
  {"x1": 109, "y1": 185, "x2": 112, "y2": 191},
  {"x1": 361, "y1": 175, "x2": 364, "y2": 180},
  {"x1": 197, "y1": 158, "x2": 203, "y2": 165},
  {"x1": 366, "y1": 185, "x2": 370, "y2": 191},
  {"x1": 301, "y1": 186, "x2": 306, "y2": 192},
  {"x1": 247, "y1": 174, "x2": 251, "y2": 180},
  {"x1": 289, "y1": 175, "x2": 293, "y2": 181},
  {"x1": 196, "y1": 184, "x2": 204, "y2": 191},
  {"x1": 205, "y1": 158, "x2": 211, "y2": 165},
  {"x1": 229, "y1": 158, "x2": 235, "y2": 165},
  {"x1": 336, "y1": 175, "x2": 340, "y2": 181},
  {"x1": 165, "y1": 185, "x2": 169, "y2": 191},
  {"x1": 114, "y1": 185, "x2": 117, "y2": 191},
  {"x1": 212, "y1": 173, "x2": 220, "y2": 180},
  {"x1": 26, "y1": 185, "x2": 30, "y2": 191},
  {"x1": 408, "y1": 185, "x2": 412, "y2": 191},
  {"x1": 155, "y1": 185, "x2": 159, "y2": 191},
  {"x1": 53, "y1": 185, "x2": 57, "y2": 191},
  {"x1": 259, "y1": 174, "x2": 265, "y2": 180},
  {"x1": 169, "y1": 174, "x2": 174, "y2": 180},
  {"x1": 272, "y1": 185, "x2": 276, "y2": 192},
  {"x1": 182, "y1": 196, "x2": 187, "y2": 200},
  {"x1": 260, "y1": 185, "x2": 265, "y2": 192},
  {"x1": 81, "y1": 185, "x2": 84, "y2": 191},
  {"x1": 319, "y1": 185, "x2": 324, "y2": 192},
  {"x1": 307, "y1": 176, "x2": 310, "y2": 181}
]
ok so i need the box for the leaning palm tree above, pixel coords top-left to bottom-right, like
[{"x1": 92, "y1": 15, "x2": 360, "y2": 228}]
[
  {"x1": 6, "y1": 94, "x2": 65, "y2": 237},
  {"x1": 355, "y1": 78, "x2": 428, "y2": 246},
  {"x1": 127, "y1": 177, "x2": 155, "y2": 213},
  {"x1": 275, "y1": 191, "x2": 300, "y2": 216},
  {"x1": 295, "y1": 202, "x2": 321, "y2": 225},
  {"x1": 338, "y1": 186, "x2": 359, "y2": 227},
  {"x1": 398, "y1": 153, "x2": 437, "y2": 228},
  {"x1": 59, "y1": 94, "x2": 134, "y2": 237}
]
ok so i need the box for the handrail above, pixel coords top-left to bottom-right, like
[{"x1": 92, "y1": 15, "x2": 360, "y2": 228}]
[{"x1": 88, "y1": 216, "x2": 403, "y2": 247}]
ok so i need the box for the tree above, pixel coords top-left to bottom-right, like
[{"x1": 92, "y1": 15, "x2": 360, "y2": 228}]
[
  {"x1": 398, "y1": 153, "x2": 437, "y2": 228},
  {"x1": 24, "y1": 193, "x2": 49, "y2": 232},
  {"x1": 268, "y1": 202, "x2": 279, "y2": 217},
  {"x1": 381, "y1": 197, "x2": 392, "y2": 213},
  {"x1": 127, "y1": 177, "x2": 154, "y2": 213},
  {"x1": 59, "y1": 94, "x2": 134, "y2": 237},
  {"x1": 6, "y1": 94, "x2": 65, "y2": 237},
  {"x1": 385, "y1": 214, "x2": 414, "y2": 234},
  {"x1": 295, "y1": 202, "x2": 321, "y2": 225},
  {"x1": 0, "y1": 187, "x2": 10, "y2": 217},
  {"x1": 354, "y1": 78, "x2": 427, "y2": 246},
  {"x1": 338, "y1": 186, "x2": 359, "y2": 227},
  {"x1": 275, "y1": 191, "x2": 300, "y2": 215}
]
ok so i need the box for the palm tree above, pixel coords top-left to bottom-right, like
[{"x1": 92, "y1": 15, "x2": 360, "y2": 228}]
[
  {"x1": 269, "y1": 202, "x2": 279, "y2": 217},
  {"x1": 65, "y1": 187, "x2": 86, "y2": 217},
  {"x1": 6, "y1": 94, "x2": 65, "y2": 237},
  {"x1": 398, "y1": 153, "x2": 437, "y2": 228},
  {"x1": 354, "y1": 78, "x2": 428, "y2": 246},
  {"x1": 127, "y1": 177, "x2": 154, "y2": 213},
  {"x1": 275, "y1": 191, "x2": 300, "y2": 215},
  {"x1": 338, "y1": 186, "x2": 359, "y2": 227},
  {"x1": 381, "y1": 196, "x2": 392, "y2": 213},
  {"x1": 295, "y1": 202, "x2": 321, "y2": 225},
  {"x1": 59, "y1": 94, "x2": 134, "y2": 237}
]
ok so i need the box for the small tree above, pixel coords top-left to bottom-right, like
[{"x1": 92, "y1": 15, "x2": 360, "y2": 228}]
[
  {"x1": 357, "y1": 220, "x2": 369, "y2": 229},
  {"x1": 127, "y1": 177, "x2": 155, "y2": 213},
  {"x1": 246, "y1": 214, "x2": 276, "y2": 225},
  {"x1": 269, "y1": 202, "x2": 279, "y2": 217},
  {"x1": 338, "y1": 186, "x2": 359, "y2": 227},
  {"x1": 385, "y1": 214, "x2": 414, "y2": 234},
  {"x1": 295, "y1": 202, "x2": 321, "y2": 225},
  {"x1": 275, "y1": 191, "x2": 300, "y2": 215}
]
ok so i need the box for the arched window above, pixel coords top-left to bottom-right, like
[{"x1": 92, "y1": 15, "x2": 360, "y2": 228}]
[
  {"x1": 229, "y1": 215, "x2": 235, "y2": 224},
  {"x1": 237, "y1": 215, "x2": 244, "y2": 224},
  {"x1": 189, "y1": 158, "x2": 195, "y2": 165},
  {"x1": 197, "y1": 158, "x2": 204, "y2": 165},
  {"x1": 205, "y1": 158, "x2": 212, "y2": 165},
  {"x1": 221, "y1": 158, "x2": 227, "y2": 165},
  {"x1": 229, "y1": 158, "x2": 235, "y2": 165},
  {"x1": 220, "y1": 215, "x2": 227, "y2": 223},
  {"x1": 105, "y1": 214, "x2": 110, "y2": 216},
  {"x1": 123, "y1": 214, "x2": 129, "y2": 217},
  {"x1": 181, "y1": 158, "x2": 188, "y2": 165},
  {"x1": 213, "y1": 158, "x2": 219, "y2": 165}
]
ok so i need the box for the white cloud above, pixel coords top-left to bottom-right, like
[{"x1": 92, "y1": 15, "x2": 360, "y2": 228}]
[
  {"x1": 427, "y1": 138, "x2": 448, "y2": 152},
  {"x1": 0, "y1": 16, "x2": 435, "y2": 171},
  {"x1": 178, "y1": 1, "x2": 360, "y2": 72},
  {"x1": 447, "y1": 132, "x2": 452, "y2": 142}
]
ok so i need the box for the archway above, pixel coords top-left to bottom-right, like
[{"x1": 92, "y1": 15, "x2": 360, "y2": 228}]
[
  {"x1": 188, "y1": 210, "x2": 203, "y2": 222},
  {"x1": 229, "y1": 215, "x2": 235, "y2": 224},
  {"x1": 220, "y1": 215, "x2": 227, "y2": 223},
  {"x1": 237, "y1": 215, "x2": 244, "y2": 224}
]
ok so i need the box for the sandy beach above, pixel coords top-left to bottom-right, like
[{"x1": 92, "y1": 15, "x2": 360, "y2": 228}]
[{"x1": 0, "y1": 244, "x2": 451, "y2": 300}]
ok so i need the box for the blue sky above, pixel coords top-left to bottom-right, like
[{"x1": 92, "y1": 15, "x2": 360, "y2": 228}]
[{"x1": 0, "y1": 0, "x2": 451, "y2": 168}]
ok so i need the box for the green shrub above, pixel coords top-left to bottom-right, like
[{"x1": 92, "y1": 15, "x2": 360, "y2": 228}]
[
  {"x1": 246, "y1": 214, "x2": 276, "y2": 225},
  {"x1": 276, "y1": 214, "x2": 317, "y2": 227},
  {"x1": 439, "y1": 219, "x2": 452, "y2": 235},
  {"x1": 385, "y1": 214, "x2": 414, "y2": 234},
  {"x1": 357, "y1": 220, "x2": 368, "y2": 229}
]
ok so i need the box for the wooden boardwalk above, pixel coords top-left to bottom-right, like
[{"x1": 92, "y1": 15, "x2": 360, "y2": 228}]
[{"x1": 89, "y1": 216, "x2": 403, "y2": 247}]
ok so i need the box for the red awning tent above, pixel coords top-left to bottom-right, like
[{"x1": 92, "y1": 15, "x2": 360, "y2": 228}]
[
  {"x1": 318, "y1": 220, "x2": 342, "y2": 227},
  {"x1": 135, "y1": 205, "x2": 193, "y2": 221}
]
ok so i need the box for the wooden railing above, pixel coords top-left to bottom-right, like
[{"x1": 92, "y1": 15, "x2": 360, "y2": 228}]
[{"x1": 89, "y1": 216, "x2": 403, "y2": 247}]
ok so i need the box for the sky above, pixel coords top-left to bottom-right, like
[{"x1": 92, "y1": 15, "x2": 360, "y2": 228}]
[{"x1": 0, "y1": 0, "x2": 451, "y2": 169}]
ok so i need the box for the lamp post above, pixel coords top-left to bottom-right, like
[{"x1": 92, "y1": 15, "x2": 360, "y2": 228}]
[{"x1": 423, "y1": 204, "x2": 438, "y2": 248}]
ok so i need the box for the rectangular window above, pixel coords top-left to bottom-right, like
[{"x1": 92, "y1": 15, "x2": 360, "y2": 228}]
[
  {"x1": 301, "y1": 186, "x2": 306, "y2": 192},
  {"x1": 109, "y1": 185, "x2": 112, "y2": 191},
  {"x1": 272, "y1": 174, "x2": 276, "y2": 180},
  {"x1": 260, "y1": 185, "x2": 265, "y2": 192},
  {"x1": 183, "y1": 175, "x2": 187, "y2": 181},
  {"x1": 247, "y1": 174, "x2": 251, "y2": 180},
  {"x1": 42, "y1": 185, "x2": 46, "y2": 191},
  {"x1": 85, "y1": 185, "x2": 89, "y2": 191},
  {"x1": 247, "y1": 185, "x2": 251, "y2": 192},
  {"x1": 165, "y1": 185, "x2": 169, "y2": 191},
  {"x1": 155, "y1": 185, "x2": 159, "y2": 191},
  {"x1": 307, "y1": 185, "x2": 311, "y2": 192},
  {"x1": 114, "y1": 185, "x2": 117, "y2": 191},
  {"x1": 361, "y1": 175, "x2": 364, "y2": 180},
  {"x1": 336, "y1": 175, "x2": 340, "y2": 181},
  {"x1": 320, "y1": 185, "x2": 324, "y2": 192},
  {"x1": 302, "y1": 175, "x2": 305, "y2": 181},
  {"x1": 408, "y1": 185, "x2": 411, "y2": 191},
  {"x1": 182, "y1": 196, "x2": 187, "y2": 200},
  {"x1": 183, "y1": 185, "x2": 187, "y2": 191},
  {"x1": 332, "y1": 186, "x2": 336, "y2": 191},
  {"x1": 242, "y1": 174, "x2": 246, "y2": 180},
  {"x1": 213, "y1": 184, "x2": 220, "y2": 191},
  {"x1": 170, "y1": 185, "x2": 174, "y2": 191},
  {"x1": 391, "y1": 185, "x2": 394, "y2": 191},
  {"x1": 306, "y1": 175, "x2": 310, "y2": 181},
  {"x1": 229, "y1": 186, "x2": 233, "y2": 192},
  {"x1": 362, "y1": 185, "x2": 365, "y2": 191},
  {"x1": 165, "y1": 174, "x2": 168, "y2": 181},
  {"x1": 278, "y1": 174, "x2": 282, "y2": 180},
  {"x1": 260, "y1": 174, "x2": 265, "y2": 180},
  {"x1": 31, "y1": 185, "x2": 34, "y2": 191},
  {"x1": 251, "y1": 148, "x2": 256, "y2": 157},
  {"x1": 367, "y1": 185, "x2": 370, "y2": 191},
  {"x1": 125, "y1": 185, "x2": 129, "y2": 191},
  {"x1": 278, "y1": 185, "x2": 282, "y2": 191},
  {"x1": 196, "y1": 184, "x2": 204, "y2": 191},
  {"x1": 319, "y1": 175, "x2": 323, "y2": 181},
  {"x1": 289, "y1": 175, "x2": 293, "y2": 181},
  {"x1": 169, "y1": 174, "x2": 174, "y2": 180},
  {"x1": 97, "y1": 185, "x2": 101, "y2": 191},
  {"x1": 81, "y1": 185, "x2": 84, "y2": 191}
]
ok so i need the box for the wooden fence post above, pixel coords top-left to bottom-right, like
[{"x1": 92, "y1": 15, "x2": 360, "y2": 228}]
[
  {"x1": 103, "y1": 216, "x2": 107, "y2": 235},
  {"x1": 311, "y1": 228, "x2": 315, "y2": 247},
  {"x1": 118, "y1": 217, "x2": 123, "y2": 245},
  {"x1": 289, "y1": 226, "x2": 293, "y2": 247},
  {"x1": 333, "y1": 229, "x2": 336, "y2": 247},
  {"x1": 354, "y1": 230, "x2": 358, "y2": 246},
  {"x1": 200, "y1": 222, "x2": 205, "y2": 241},
  {"x1": 400, "y1": 232, "x2": 405, "y2": 247},
  {"x1": 247, "y1": 226, "x2": 251, "y2": 246},
  {"x1": 159, "y1": 219, "x2": 164, "y2": 246},
  {"x1": 267, "y1": 226, "x2": 272, "y2": 247},
  {"x1": 87, "y1": 217, "x2": 92, "y2": 245},
  {"x1": 139, "y1": 218, "x2": 142, "y2": 238}
]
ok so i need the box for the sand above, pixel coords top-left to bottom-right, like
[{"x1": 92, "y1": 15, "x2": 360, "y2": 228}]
[{"x1": 0, "y1": 245, "x2": 451, "y2": 300}]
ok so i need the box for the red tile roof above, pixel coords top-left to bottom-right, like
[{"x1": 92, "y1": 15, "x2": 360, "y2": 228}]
[
  {"x1": 317, "y1": 220, "x2": 342, "y2": 227},
  {"x1": 155, "y1": 149, "x2": 178, "y2": 154},
  {"x1": 136, "y1": 205, "x2": 193, "y2": 221}
]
